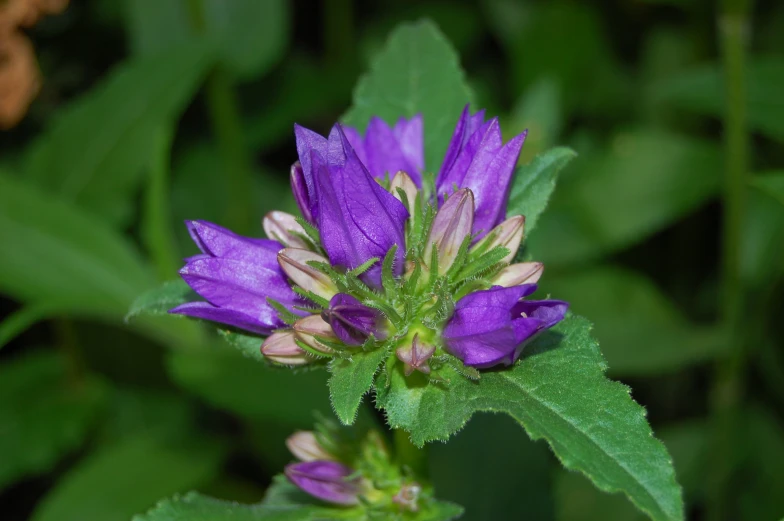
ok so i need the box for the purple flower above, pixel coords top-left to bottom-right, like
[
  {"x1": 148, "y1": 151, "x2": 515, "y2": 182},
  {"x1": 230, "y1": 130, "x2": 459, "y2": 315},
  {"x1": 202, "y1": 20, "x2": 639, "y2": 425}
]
[
  {"x1": 305, "y1": 126, "x2": 408, "y2": 288},
  {"x1": 342, "y1": 115, "x2": 424, "y2": 186},
  {"x1": 285, "y1": 461, "x2": 361, "y2": 505},
  {"x1": 323, "y1": 293, "x2": 386, "y2": 346},
  {"x1": 436, "y1": 106, "x2": 526, "y2": 239},
  {"x1": 442, "y1": 285, "x2": 568, "y2": 369},
  {"x1": 169, "y1": 220, "x2": 303, "y2": 334}
]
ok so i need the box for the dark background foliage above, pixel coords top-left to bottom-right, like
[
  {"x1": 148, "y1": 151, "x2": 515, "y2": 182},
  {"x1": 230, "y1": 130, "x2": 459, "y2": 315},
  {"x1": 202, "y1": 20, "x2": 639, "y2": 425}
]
[{"x1": 1, "y1": 0, "x2": 783, "y2": 520}]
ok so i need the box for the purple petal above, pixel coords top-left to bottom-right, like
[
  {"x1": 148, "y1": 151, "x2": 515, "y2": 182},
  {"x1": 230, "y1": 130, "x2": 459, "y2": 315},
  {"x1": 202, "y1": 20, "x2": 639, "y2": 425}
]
[
  {"x1": 512, "y1": 299, "x2": 569, "y2": 329},
  {"x1": 436, "y1": 107, "x2": 527, "y2": 239},
  {"x1": 290, "y1": 162, "x2": 313, "y2": 223},
  {"x1": 186, "y1": 220, "x2": 282, "y2": 263},
  {"x1": 169, "y1": 301, "x2": 278, "y2": 335},
  {"x1": 325, "y1": 293, "x2": 385, "y2": 345},
  {"x1": 312, "y1": 126, "x2": 408, "y2": 288},
  {"x1": 362, "y1": 117, "x2": 423, "y2": 186},
  {"x1": 393, "y1": 114, "x2": 424, "y2": 176},
  {"x1": 285, "y1": 461, "x2": 361, "y2": 505}
]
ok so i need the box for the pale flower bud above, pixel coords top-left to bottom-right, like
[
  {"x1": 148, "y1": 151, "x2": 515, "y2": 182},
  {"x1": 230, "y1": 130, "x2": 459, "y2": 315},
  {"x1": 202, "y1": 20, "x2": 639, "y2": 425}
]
[
  {"x1": 470, "y1": 215, "x2": 525, "y2": 264},
  {"x1": 278, "y1": 248, "x2": 338, "y2": 300},
  {"x1": 263, "y1": 211, "x2": 310, "y2": 249},
  {"x1": 490, "y1": 262, "x2": 544, "y2": 287},
  {"x1": 293, "y1": 315, "x2": 337, "y2": 354},
  {"x1": 286, "y1": 431, "x2": 334, "y2": 462},
  {"x1": 261, "y1": 331, "x2": 310, "y2": 365},
  {"x1": 424, "y1": 188, "x2": 474, "y2": 275},
  {"x1": 389, "y1": 171, "x2": 419, "y2": 214}
]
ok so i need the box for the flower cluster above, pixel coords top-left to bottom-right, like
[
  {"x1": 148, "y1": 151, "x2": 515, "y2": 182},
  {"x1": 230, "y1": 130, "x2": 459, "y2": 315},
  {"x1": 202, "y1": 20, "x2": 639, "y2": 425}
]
[
  {"x1": 171, "y1": 107, "x2": 567, "y2": 373},
  {"x1": 284, "y1": 426, "x2": 424, "y2": 511}
]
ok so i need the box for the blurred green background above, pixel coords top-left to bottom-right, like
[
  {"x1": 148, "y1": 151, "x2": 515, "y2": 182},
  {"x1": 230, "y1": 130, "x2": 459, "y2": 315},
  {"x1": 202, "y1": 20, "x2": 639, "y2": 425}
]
[{"x1": 1, "y1": 0, "x2": 783, "y2": 520}]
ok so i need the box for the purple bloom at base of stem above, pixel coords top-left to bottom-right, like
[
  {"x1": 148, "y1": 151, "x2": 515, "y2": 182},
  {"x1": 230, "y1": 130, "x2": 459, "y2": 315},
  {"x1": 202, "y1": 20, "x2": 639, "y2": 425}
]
[
  {"x1": 324, "y1": 293, "x2": 386, "y2": 346},
  {"x1": 442, "y1": 284, "x2": 568, "y2": 369},
  {"x1": 285, "y1": 460, "x2": 361, "y2": 505},
  {"x1": 169, "y1": 220, "x2": 304, "y2": 334},
  {"x1": 436, "y1": 105, "x2": 526, "y2": 240}
]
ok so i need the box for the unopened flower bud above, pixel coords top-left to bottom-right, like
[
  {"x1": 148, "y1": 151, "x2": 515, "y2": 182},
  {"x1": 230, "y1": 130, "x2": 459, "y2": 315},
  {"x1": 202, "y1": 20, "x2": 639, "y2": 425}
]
[
  {"x1": 293, "y1": 314, "x2": 337, "y2": 354},
  {"x1": 263, "y1": 211, "x2": 310, "y2": 249},
  {"x1": 286, "y1": 431, "x2": 334, "y2": 462},
  {"x1": 389, "y1": 171, "x2": 419, "y2": 213},
  {"x1": 491, "y1": 262, "x2": 544, "y2": 287},
  {"x1": 278, "y1": 248, "x2": 338, "y2": 300},
  {"x1": 396, "y1": 334, "x2": 435, "y2": 376},
  {"x1": 261, "y1": 331, "x2": 310, "y2": 366},
  {"x1": 323, "y1": 293, "x2": 387, "y2": 346},
  {"x1": 425, "y1": 188, "x2": 474, "y2": 274},
  {"x1": 290, "y1": 162, "x2": 314, "y2": 224},
  {"x1": 471, "y1": 215, "x2": 524, "y2": 263},
  {"x1": 285, "y1": 461, "x2": 362, "y2": 505}
]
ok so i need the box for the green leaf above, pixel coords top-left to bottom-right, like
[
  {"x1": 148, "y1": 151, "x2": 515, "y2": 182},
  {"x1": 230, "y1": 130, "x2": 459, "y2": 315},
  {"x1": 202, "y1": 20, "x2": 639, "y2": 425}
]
[
  {"x1": 376, "y1": 315, "x2": 683, "y2": 521},
  {"x1": 31, "y1": 434, "x2": 226, "y2": 521},
  {"x1": 125, "y1": 0, "x2": 289, "y2": 79},
  {"x1": 134, "y1": 492, "x2": 341, "y2": 521},
  {"x1": 167, "y1": 346, "x2": 331, "y2": 425},
  {"x1": 540, "y1": 266, "x2": 728, "y2": 376},
  {"x1": 653, "y1": 56, "x2": 784, "y2": 142},
  {"x1": 328, "y1": 348, "x2": 389, "y2": 425},
  {"x1": 528, "y1": 129, "x2": 721, "y2": 266},
  {"x1": 0, "y1": 350, "x2": 105, "y2": 490},
  {"x1": 24, "y1": 42, "x2": 213, "y2": 226},
  {"x1": 751, "y1": 172, "x2": 784, "y2": 206},
  {"x1": 507, "y1": 147, "x2": 576, "y2": 234},
  {"x1": 127, "y1": 280, "x2": 196, "y2": 319},
  {"x1": 0, "y1": 174, "x2": 154, "y2": 316},
  {"x1": 218, "y1": 330, "x2": 265, "y2": 362},
  {"x1": 343, "y1": 19, "x2": 473, "y2": 172}
]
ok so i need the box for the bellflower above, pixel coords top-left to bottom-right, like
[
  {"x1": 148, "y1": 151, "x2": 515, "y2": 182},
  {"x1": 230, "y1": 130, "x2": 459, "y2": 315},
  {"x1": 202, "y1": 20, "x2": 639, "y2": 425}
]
[
  {"x1": 169, "y1": 221, "x2": 303, "y2": 334},
  {"x1": 285, "y1": 461, "x2": 362, "y2": 505},
  {"x1": 436, "y1": 106, "x2": 526, "y2": 239},
  {"x1": 171, "y1": 106, "x2": 567, "y2": 378},
  {"x1": 443, "y1": 285, "x2": 568, "y2": 368}
]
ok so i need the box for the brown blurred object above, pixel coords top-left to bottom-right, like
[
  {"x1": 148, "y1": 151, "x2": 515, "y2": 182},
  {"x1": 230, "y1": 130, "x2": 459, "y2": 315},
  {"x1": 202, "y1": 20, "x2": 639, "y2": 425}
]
[{"x1": 0, "y1": 0, "x2": 69, "y2": 129}]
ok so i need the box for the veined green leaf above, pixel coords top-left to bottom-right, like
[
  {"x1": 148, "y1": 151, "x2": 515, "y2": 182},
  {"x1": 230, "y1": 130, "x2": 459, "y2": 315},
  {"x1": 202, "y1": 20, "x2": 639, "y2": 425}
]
[
  {"x1": 127, "y1": 280, "x2": 196, "y2": 320},
  {"x1": 328, "y1": 348, "x2": 389, "y2": 425},
  {"x1": 0, "y1": 351, "x2": 105, "y2": 490},
  {"x1": 24, "y1": 42, "x2": 213, "y2": 226},
  {"x1": 376, "y1": 315, "x2": 683, "y2": 521},
  {"x1": 343, "y1": 20, "x2": 474, "y2": 172},
  {"x1": 507, "y1": 147, "x2": 576, "y2": 234}
]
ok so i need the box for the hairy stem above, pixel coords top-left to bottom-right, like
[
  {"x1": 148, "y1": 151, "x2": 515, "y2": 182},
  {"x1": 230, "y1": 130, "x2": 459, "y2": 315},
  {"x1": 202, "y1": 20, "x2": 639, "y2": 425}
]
[
  {"x1": 708, "y1": 0, "x2": 752, "y2": 518},
  {"x1": 394, "y1": 429, "x2": 428, "y2": 479}
]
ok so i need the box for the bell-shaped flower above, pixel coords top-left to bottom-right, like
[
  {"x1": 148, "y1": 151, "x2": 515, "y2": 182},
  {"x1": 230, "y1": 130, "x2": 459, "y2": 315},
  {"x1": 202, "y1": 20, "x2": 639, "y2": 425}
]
[
  {"x1": 261, "y1": 331, "x2": 310, "y2": 366},
  {"x1": 308, "y1": 126, "x2": 408, "y2": 288},
  {"x1": 277, "y1": 248, "x2": 338, "y2": 301},
  {"x1": 342, "y1": 115, "x2": 424, "y2": 186},
  {"x1": 424, "y1": 188, "x2": 474, "y2": 274},
  {"x1": 263, "y1": 210, "x2": 311, "y2": 250},
  {"x1": 442, "y1": 284, "x2": 567, "y2": 368},
  {"x1": 286, "y1": 431, "x2": 335, "y2": 462},
  {"x1": 470, "y1": 215, "x2": 524, "y2": 264},
  {"x1": 169, "y1": 220, "x2": 303, "y2": 334},
  {"x1": 490, "y1": 262, "x2": 544, "y2": 287},
  {"x1": 292, "y1": 314, "x2": 337, "y2": 354},
  {"x1": 436, "y1": 106, "x2": 526, "y2": 239},
  {"x1": 323, "y1": 293, "x2": 387, "y2": 346},
  {"x1": 285, "y1": 461, "x2": 362, "y2": 505}
]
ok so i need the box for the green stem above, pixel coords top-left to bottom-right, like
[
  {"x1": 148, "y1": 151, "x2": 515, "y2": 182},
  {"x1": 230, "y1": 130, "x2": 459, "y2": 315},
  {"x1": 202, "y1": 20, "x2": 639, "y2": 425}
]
[
  {"x1": 187, "y1": 0, "x2": 255, "y2": 234},
  {"x1": 394, "y1": 429, "x2": 428, "y2": 480},
  {"x1": 142, "y1": 125, "x2": 180, "y2": 281},
  {"x1": 708, "y1": 0, "x2": 751, "y2": 519}
]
